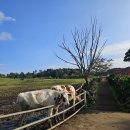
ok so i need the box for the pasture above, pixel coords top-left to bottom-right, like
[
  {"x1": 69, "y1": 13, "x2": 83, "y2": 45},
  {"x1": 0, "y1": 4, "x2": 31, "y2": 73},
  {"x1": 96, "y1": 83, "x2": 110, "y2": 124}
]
[
  {"x1": 0, "y1": 78, "x2": 84, "y2": 95},
  {"x1": 0, "y1": 78, "x2": 84, "y2": 114}
]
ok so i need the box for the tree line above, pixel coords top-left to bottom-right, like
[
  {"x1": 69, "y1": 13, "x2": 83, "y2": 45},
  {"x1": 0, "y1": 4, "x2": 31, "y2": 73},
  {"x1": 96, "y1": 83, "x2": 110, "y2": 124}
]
[
  {"x1": 0, "y1": 68, "x2": 110, "y2": 79},
  {"x1": 0, "y1": 68, "x2": 82, "y2": 79}
]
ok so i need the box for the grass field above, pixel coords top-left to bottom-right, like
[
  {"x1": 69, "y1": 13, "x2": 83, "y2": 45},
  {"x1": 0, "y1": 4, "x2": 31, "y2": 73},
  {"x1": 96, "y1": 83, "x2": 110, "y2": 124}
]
[{"x1": 0, "y1": 78, "x2": 84, "y2": 98}]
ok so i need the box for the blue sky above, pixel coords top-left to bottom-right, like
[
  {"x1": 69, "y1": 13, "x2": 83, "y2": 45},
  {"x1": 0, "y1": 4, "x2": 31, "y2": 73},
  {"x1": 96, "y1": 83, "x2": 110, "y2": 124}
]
[{"x1": 0, "y1": 0, "x2": 130, "y2": 74}]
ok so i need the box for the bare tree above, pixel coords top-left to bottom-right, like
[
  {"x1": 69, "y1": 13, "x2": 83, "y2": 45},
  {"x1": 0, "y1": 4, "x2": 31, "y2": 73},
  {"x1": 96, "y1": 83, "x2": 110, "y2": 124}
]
[{"x1": 56, "y1": 18, "x2": 111, "y2": 85}]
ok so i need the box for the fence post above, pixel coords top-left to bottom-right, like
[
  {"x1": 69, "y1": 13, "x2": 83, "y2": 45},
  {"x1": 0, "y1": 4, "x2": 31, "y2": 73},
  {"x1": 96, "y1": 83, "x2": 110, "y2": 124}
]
[
  {"x1": 62, "y1": 105, "x2": 65, "y2": 120},
  {"x1": 84, "y1": 91, "x2": 87, "y2": 108},
  {"x1": 63, "y1": 112, "x2": 65, "y2": 120}
]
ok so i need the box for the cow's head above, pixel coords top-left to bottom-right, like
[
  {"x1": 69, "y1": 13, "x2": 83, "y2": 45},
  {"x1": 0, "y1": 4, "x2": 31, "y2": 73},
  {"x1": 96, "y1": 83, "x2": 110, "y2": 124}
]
[
  {"x1": 62, "y1": 92, "x2": 70, "y2": 106},
  {"x1": 65, "y1": 85, "x2": 71, "y2": 93},
  {"x1": 54, "y1": 92, "x2": 70, "y2": 106}
]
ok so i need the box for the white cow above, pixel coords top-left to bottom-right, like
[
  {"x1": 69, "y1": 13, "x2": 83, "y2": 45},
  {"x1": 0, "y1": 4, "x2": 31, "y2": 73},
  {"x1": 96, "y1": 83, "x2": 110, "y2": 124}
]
[
  {"x1": 51, "y1": 85, "x2": 81, "y2": 111},
  {"x1": 16, "y1": 89, "x2": 70, "y2": 125}
]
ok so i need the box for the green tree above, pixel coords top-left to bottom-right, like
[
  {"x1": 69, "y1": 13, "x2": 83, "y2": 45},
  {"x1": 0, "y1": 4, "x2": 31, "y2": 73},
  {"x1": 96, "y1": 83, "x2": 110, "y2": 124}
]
[
  {"x1": 20, "y1": 72, "x2": 25, "y2": 80},
  {"x1": 124, "y1": 49, "x2": 130, "y2": 62}
]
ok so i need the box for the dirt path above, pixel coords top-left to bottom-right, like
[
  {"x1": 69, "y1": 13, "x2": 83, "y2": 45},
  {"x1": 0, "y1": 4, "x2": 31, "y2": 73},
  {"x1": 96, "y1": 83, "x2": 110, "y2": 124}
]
[
  {"x1": 54, "y1": 79, "x2": 130, "y2": 130},
  {"x1": 94, "y1": 80, "x2": 118, "y2": 111}
]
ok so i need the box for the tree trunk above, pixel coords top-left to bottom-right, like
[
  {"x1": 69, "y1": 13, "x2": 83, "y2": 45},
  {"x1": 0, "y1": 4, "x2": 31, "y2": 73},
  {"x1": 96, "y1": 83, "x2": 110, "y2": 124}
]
[
  {"x1": 85, "y1": 77, "x2": 88, "y2": 85},
  {"x1": 82, "y1": 76, "x2": 89, "y2": 90}
]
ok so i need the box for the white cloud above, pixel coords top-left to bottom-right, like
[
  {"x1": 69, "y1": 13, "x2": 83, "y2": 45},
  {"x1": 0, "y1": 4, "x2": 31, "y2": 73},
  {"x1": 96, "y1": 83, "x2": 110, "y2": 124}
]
[
  {"x1": 102, "y1": 40, "x2": 130, "y2": 68},
  {"x1": 0, "y1": 11, "x2": 16, "y2": 23},
  {"x1": 0, "y1": 32, "x2": 13, "y2": 41},
  {"x1": 102, "y1": 41, "x2": 130, "y2": 55},
  {"x1": 112, "y1": 57, "x2": 130, "y2": 68}
]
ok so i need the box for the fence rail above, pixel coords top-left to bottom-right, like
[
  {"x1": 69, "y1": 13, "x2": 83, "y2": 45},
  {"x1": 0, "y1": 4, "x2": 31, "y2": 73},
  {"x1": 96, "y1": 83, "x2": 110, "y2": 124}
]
[
  {"x1": 0, "y1": 105, "x2": 54, "y2": 119},
  {"x1": 0, "y1": 89, "x2": 87, "y2": 130}
]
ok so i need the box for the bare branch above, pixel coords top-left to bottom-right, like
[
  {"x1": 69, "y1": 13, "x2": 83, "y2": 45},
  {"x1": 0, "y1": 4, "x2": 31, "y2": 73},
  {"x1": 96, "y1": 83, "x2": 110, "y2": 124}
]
[
  {"x1": 55, "y1": 54, "x2": 77, "y2": 66},
  {"x1": 56, "y1": 18, "x2": 112, "y2": 85}
]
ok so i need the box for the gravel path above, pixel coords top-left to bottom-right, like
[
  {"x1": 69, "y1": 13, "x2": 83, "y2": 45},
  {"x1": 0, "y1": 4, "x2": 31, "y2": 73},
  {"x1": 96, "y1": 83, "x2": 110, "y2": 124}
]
[{"x1": 54, "y1": 79, "x2": 130, "y2": 130}]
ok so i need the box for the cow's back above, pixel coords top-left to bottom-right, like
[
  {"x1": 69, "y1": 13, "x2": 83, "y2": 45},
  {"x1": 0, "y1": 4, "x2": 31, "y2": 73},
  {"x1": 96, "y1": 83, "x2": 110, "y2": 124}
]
[
  {"x1": 17, "y1": 89, "x2": 60, "y2": 110},
  {"x1": 33, "y1": 89, "x2": 57, "y2": 106}
]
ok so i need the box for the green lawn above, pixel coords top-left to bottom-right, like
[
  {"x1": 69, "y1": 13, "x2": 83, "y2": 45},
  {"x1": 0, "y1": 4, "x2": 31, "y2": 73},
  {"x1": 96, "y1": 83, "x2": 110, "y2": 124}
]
[{"x1": 0, "y1": 78, "x2": 84, "y2": 97}]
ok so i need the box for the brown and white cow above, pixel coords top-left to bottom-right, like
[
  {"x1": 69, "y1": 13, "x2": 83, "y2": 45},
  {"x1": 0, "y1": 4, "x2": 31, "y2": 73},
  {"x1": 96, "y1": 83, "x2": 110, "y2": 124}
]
[
  {"x1": 16, "y1": 89, "x2": 70, "y2": 125},
  {"x1": 51, "y1": 85, "x2": 81, "y2": 111}
]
